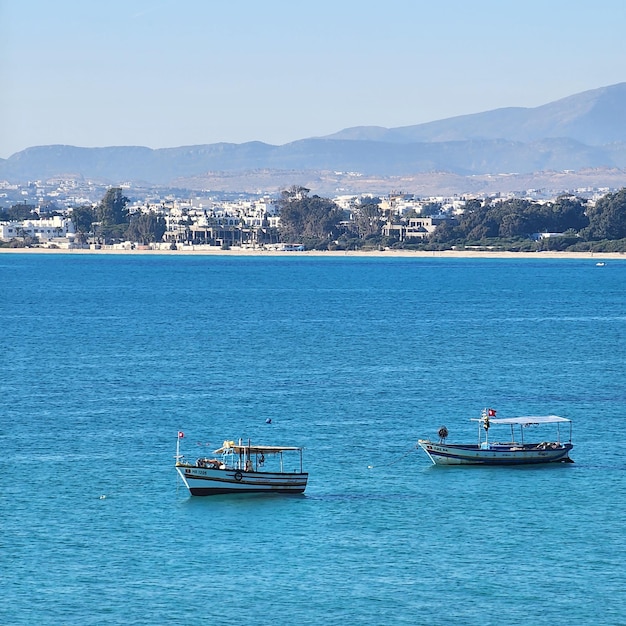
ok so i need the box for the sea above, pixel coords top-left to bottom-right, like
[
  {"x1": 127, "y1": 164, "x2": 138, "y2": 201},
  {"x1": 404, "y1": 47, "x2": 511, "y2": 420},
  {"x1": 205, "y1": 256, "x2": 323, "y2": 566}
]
[{"x1": 2, "y1": 253, "x2": 626, "y2": 625}]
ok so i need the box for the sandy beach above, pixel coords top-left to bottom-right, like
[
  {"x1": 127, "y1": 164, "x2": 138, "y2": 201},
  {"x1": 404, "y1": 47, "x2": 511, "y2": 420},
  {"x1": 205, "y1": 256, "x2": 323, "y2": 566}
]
[{"x1": 1, "y1": 246, "x2": 625, "y2": 260}]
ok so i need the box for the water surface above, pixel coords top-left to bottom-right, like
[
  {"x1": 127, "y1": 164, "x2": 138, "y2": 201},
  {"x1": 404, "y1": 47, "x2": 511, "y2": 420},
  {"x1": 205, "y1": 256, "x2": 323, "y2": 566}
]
[{"x1": 2, "y1": 254, "x2": 625, "y2": 625}]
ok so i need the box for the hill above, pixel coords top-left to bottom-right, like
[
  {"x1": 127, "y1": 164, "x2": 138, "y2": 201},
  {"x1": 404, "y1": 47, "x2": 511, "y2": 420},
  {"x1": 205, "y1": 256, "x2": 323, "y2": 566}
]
[
  {"x1": 1, "y1": 83, "x2": 626, "y2": 193},
  {"x1": 324, "y1": 83, "x2": 626, "y2": 145}
]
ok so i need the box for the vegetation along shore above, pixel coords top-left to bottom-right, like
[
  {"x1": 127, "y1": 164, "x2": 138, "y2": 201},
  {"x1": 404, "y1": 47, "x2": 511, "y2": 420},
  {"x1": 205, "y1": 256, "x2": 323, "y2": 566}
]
[{"x1": 2, "y1": 184, "x2": 626, "y2": 255}]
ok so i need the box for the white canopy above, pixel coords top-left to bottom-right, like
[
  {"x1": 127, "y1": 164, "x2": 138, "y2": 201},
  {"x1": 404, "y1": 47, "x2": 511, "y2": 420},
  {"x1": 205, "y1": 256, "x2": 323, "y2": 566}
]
[
  {"x1": 472, "y1": 415, "x2": 570, "y2": 425},
  {"x1": 214, "y1": 443, "x2": 303, "y2": 454}
]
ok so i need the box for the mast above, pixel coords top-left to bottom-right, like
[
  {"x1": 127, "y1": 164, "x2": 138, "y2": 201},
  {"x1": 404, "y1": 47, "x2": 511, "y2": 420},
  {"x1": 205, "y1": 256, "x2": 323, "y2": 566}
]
[{"x1": 175, "y1": 431, "x2": 184, "y2": 465}]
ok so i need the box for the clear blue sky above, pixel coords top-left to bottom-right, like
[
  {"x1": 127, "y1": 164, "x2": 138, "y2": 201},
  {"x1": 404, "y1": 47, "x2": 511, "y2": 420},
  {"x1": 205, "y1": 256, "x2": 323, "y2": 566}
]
[{"x1": 1, "y1": 0, "x2": 625, "y2": 158}]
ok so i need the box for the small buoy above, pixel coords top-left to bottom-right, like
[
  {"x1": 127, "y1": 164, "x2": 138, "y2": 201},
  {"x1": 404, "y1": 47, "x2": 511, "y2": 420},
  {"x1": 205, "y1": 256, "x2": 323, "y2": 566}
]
[{"x1": 265, "y1": 418, "x2": 272, "y2": 424}]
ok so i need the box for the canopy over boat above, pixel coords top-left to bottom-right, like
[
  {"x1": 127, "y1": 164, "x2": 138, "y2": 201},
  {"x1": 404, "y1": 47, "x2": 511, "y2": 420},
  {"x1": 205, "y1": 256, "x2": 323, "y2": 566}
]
[
  {"x1": 471, "y1": 415, "x2": 570, "y2": 425},
  {"x1": 213, "y1": 440, "x2": 303, "y2": 455}
]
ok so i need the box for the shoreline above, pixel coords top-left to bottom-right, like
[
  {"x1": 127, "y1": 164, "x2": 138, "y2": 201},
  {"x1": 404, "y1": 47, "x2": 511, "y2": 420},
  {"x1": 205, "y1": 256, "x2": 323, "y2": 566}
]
[{"x1": 1, "y1": 247, "x2": 625, "y2": 260}]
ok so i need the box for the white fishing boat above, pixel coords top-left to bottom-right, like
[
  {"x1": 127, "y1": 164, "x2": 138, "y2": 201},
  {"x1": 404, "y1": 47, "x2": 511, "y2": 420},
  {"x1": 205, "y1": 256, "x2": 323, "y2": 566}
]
[
  {"x1": 417, "y1": 409, "x2": 573, "y2": 466},
  {"x1": 175, "y1": 433, "x2": 308, "y2": 495}
]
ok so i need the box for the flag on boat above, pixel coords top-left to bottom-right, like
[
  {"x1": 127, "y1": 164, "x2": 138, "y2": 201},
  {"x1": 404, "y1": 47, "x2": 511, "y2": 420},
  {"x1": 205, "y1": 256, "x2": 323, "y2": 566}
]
[
  {"x1": 488, "y1": 408, "x2": 497, "y2": 417},
  {"x1": 178, "y1": 431, "x2": 185, "y2": 438}
]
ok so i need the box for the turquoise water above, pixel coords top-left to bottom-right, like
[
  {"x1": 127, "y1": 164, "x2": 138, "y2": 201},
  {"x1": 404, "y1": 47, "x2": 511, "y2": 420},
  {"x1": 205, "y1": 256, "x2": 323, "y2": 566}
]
[{"x1": 2, "y1": 254, "x2": 626, "y2": 625}]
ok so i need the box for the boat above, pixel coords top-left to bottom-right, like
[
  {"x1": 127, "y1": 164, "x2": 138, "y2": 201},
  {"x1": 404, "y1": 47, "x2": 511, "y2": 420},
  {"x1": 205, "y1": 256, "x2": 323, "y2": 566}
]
[
  {"x1": 175, "y1": 433, "x2": 308, "y2": 495},
  {"x1": 417, "y1": 409, "x2": 573, "y2": 466},
  {"x1": 596, "y1": 262, "x2": 606, "y2": 267}
]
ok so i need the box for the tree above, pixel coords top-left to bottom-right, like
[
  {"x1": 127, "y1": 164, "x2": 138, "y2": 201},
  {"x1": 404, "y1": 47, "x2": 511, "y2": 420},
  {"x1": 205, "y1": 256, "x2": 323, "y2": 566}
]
[
  {"x1": 430, "y1": 196, "x2": 590, "y2": 245},
  {"x1": 70, "y1": 205, "x2": 95, "y2": 244},
  {"x1": 584, "y1": 189, "x2": 626, "y2": 240},
  {"x1": 460, "y1": 202, "x2": 500, "y2": 240},
  {"x1": 499, "y1": 212, "x2": 533, "y2": 238},
  {"x1": 429, "y1": 219, "x2": 461, "y2": 244},
  {"x1": 546, "y1": 195, "x2": 588, "y2": 232},
  {"x1": 0, "y1": 204, "x2": 37, "y2": 221},
  {"x1": 420, "y1": 201, "x2": 442, "y2": 217},
  {"x1": 276, "y1": 186, "x2": 343, "y2": 243},
  {"x1": 125, "y1": 211, "x2": 166, "y2": 244},
  {"x1": 487, "y1": 199, "x2": 536, "y2": 237},
  {"x1": 352, "y1": 197, "x2": 382, "y2": 239},
  {"x1": 95, "y1": 188, "x2": 130, "y2": 242},
  {"x1": 97, "y1": 188, "x2": 129, "y2": 226}
]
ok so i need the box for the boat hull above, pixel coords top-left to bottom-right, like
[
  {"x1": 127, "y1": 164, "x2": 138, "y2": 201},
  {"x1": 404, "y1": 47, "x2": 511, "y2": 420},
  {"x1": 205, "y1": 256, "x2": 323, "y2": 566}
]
[
  {"x1": 417, "y1": 441, "x2": 574, "y2": 466},
  {"x1": 176, "y1": 465, "x2": 308, "y2": 495}
]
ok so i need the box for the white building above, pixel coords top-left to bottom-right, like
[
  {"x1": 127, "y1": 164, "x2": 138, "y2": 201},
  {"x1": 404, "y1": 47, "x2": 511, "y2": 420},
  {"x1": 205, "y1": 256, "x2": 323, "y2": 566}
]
[{"x1": 0, "y1": 215, "x2": 76, "y2": 242}]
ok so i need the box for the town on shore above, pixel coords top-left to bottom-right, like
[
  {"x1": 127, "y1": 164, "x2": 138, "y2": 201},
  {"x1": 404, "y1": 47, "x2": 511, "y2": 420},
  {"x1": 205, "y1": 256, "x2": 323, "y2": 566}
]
[{"x1": 2, "y1": 177, "x2": 626, "y2": 256}]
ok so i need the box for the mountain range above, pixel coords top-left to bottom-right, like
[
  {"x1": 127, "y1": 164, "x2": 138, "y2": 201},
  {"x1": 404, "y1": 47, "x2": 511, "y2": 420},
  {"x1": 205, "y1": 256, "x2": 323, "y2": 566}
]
[{"x1": 2, "y1": 82, "x2": 626, "y2": 194}]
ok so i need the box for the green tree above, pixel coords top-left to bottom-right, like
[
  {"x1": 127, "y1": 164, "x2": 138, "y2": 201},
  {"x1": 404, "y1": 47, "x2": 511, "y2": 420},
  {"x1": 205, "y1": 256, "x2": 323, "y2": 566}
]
[
  {"x1": 431, "y1": 196, "x2": 590, "y2": 245},
  {"x1": 70, "y1": 205, "x2": 95, "y2": 244},
  {"x1": 0, "y1": 204, "x2": 37, "y2": 221},
  {"x1": 584, "y1": 189, "x2": 626, "y2": 240},
  {"x1": 461, "y1": 201, "x2": 500, "y2": 240},
  {"x1": 499, "y1": 211, "x2": 533, "y2": 238},
  {"x1": 420, "y1": 201, "x2": 442, "y2": 217},
  {"x1": 429, "y1": 219, "x2": 461, "y2": 244},
  {"x1": 352, "y1": 197, "x2": 382, "y2": 239},
  {"x1": 125, "y1": 211, "x2": 166, "y2": 244},
  {"x1": 546, "y1": 195, "x2": 588, "y2": 232},
  {"x1": 96, "y1": 188, "x2": 130, "y2": 242},
  {"x1": 276, "y1": 186, "x2": 343, "y2": 243},
  {"x1": 97, "y1": 188, "x2": 129, "y2": 226}
]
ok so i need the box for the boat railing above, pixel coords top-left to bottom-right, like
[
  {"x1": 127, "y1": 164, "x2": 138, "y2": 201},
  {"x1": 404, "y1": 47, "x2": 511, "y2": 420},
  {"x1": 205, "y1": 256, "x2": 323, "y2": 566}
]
[
  {"x1": 177, "y1": 436, "x2": 306, "y2": 474},
  {"x1": 220, "y1": 440, "x2": 305, "y2": 473}
]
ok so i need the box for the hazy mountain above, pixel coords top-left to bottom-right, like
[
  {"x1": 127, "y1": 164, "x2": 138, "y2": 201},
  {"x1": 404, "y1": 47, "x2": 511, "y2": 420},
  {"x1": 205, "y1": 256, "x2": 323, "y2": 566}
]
[
  {"x1": 324, "y1": 83, "x2": 626, "y2": 145},
  {"x1": 1, "y1": 83, "x2": 626, "y2": 188}
]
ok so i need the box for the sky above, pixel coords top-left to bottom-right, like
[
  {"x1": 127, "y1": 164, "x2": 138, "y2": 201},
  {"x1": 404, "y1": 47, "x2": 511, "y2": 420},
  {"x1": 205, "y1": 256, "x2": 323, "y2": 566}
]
[{"x1": 1, "y1": 0, "x2": 625, "y2": 158}]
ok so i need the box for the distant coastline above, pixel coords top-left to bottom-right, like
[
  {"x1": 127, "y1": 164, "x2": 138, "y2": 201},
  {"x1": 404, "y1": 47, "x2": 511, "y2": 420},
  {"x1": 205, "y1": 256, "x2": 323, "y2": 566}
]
[{"x1": 1, "y1": 247, "x2": 625, "y2": 260}]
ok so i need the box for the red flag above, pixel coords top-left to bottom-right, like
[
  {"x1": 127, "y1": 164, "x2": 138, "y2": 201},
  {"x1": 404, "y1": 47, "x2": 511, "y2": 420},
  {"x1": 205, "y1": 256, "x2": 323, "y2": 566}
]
[
  {"x1": 488, "y1": 409, "x2": 496, "y2": 417},
  {"x1": 178, "y1": 431, "x2": 185, "y2": 438}
]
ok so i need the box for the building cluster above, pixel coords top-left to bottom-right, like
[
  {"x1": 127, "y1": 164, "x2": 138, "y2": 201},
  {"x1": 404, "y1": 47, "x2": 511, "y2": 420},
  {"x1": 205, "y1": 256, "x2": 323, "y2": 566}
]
[
  {"x1": 0, "y1": 177, "x2": 109, "y2": 209},
  {"x1": 0, "y1": 215, "x2": 76, "y2": 244},
  {"x1": 0, "y1": 184, "x2": 466, "y2": 248},
  {"x1": 153, "y1": 198, "x2": 282, "y2": 249},
  {"x1": 0, "y1": 176, "x2": 616, "y2": 248}
]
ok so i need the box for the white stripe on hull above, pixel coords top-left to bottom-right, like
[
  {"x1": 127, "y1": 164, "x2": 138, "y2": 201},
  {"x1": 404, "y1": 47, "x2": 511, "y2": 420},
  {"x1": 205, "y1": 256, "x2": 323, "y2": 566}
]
[
  {"x1": 176, "y1": 466, "x2": 308, "y2": 495},
  {"x1": 418, "y1": 442, "x2": 573, "y2": 466}
]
